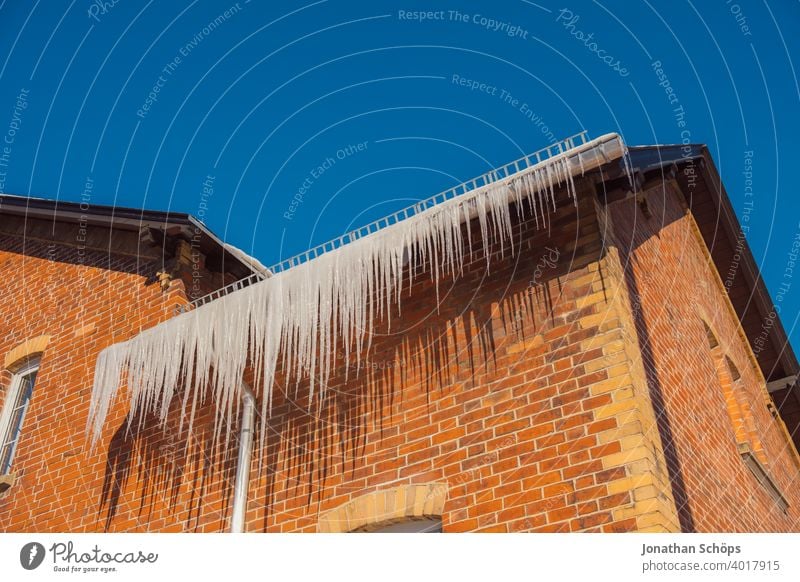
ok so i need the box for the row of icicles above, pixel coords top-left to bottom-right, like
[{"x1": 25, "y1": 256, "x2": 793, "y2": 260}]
[{"x1": 88, "y1": 153, "x2": 585, "y2": 454}]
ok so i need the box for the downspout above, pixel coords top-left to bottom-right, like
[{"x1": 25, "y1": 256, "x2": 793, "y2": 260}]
[{"x1": 230, "y1": 383, "x2": 255, "y2": 533}]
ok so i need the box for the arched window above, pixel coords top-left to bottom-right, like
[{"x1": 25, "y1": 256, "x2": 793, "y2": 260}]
[
  {"x1": 318, "y1": 483, "x2": 447, "y2": 533},
  {"x1": 701, "y1": 321, "x2": 762, "y2": 457},
  {"x1": 0, "y1": 358, "x2": 40, "y2": 474},
  {"x1": 701, "y1": 319, "x2": 787, "y2": 511}
]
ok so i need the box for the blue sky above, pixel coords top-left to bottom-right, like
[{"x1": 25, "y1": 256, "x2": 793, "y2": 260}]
[{"x1": 0, "y1": 0, "x2": 798, "y2": 348}]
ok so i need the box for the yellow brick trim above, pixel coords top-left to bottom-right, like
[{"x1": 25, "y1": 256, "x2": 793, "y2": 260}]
[
  {"x1": 4, "y1": 335, "x2": 50, "y2": 370},
  {"x1": 592, "y1": 200, "x2": 682, "y2": 533},
  {"x1": 318, "y1": 482, "x2": 448, "y2": 533}
]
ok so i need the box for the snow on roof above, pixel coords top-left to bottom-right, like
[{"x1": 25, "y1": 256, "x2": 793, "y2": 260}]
[{"x1": 223, "y1": 243, "x2": 271, "y2": 277}]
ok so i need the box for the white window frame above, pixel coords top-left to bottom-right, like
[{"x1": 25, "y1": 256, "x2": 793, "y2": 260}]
[{"x1": 0, "y1": 360, "x2": 40, "y2": 475}]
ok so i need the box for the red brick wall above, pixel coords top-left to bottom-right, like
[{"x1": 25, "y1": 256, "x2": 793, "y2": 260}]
[
  {"x1": 0, "y1": 230, "x2": 225, "y2": 531},
  {"x1": 606, "y1": 180, "x2": 800, "y2": 532},
  {"x1": 244, "y1": 188, "x2": 644, "y2": 533},
  {"x1": 2, "y1": 177, "x2": 798, "y2": 533}
]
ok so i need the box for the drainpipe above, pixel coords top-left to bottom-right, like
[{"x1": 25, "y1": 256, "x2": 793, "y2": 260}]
[{"x1": 230, "y1": 383, "x2": 255, "y2": 533}]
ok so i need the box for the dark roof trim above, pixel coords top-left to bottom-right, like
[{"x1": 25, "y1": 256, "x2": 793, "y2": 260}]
[
  {"x1": 696, "y1": 145, "x2": 798, "y2": 377},
  {"x1": 627, "y1": 145, "x2": 798, "y2": 379},
  {"x1": 0, "y1": 193, "x2": 265, "y2": 280},
  {"x1": 0, "y1": 193, "x2": 192, "y2": 228}
]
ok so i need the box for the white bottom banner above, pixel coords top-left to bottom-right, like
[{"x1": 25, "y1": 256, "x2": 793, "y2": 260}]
[{"x1": 0, "y1": 533, "x2": 797, "y2": 581}]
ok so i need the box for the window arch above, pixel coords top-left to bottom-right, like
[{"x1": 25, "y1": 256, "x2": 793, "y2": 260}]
[
  {"x1": 318, "y1": 483, "x2": 447, "y2": 533},
  {"x1": 3, "y1": 335, "x2": 50, "y2": 370}
]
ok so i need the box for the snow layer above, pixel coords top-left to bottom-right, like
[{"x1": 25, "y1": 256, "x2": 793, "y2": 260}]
[{"x1": 88, "y1": 140, "x2": 621, "y2": 447}]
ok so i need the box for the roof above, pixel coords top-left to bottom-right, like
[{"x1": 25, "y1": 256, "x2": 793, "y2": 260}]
[
  {"x1": 624, "y1": 144, "x2": 798, "y2": 384},
  {"x1": 0, "y1": 193, "x2": 265, "y2": 281}
]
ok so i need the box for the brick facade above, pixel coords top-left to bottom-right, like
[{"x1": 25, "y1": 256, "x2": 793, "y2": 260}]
[
  {"x1": 1, "y1": 147, "x2": 798, "y2": 533},
  {"x1": 605, "y1": 180, "x2": 799, "y2": 531}
]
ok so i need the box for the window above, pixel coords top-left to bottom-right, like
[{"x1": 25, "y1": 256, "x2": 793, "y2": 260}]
[
  {"x1": 356, "y1": 518, "x2": 442, "y2": 533},
  {"x1": 0, "y1": 360, "x2": 39, "y2": 475},
  {"x1": 701, "y1": 319, "x2": 788, "y2": 511},
  {"x1": 702, "y1": 322, "x2": 763, "y2": 460}
]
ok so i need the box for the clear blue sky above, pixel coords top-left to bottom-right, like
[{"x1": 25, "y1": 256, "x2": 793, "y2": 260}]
[{"x1": 0, "y1": 0, "x2": 798, "y2": 349}]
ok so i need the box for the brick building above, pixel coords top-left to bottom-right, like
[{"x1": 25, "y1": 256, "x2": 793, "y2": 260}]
[{"x1": 1, "y1": 134, "x2": 799, "y2": 533}]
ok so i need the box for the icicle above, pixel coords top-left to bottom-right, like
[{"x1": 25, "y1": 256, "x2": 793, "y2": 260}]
[{"x1": 87, "y1": 139, "x2": 605, "y2": 448}]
